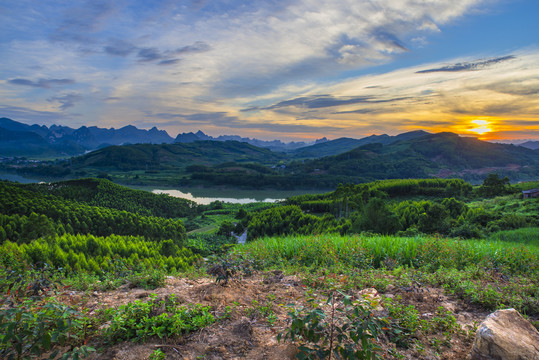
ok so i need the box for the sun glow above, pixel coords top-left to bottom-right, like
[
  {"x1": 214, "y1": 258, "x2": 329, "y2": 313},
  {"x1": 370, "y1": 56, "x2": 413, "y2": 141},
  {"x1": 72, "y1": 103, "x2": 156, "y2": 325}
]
[{"x1": 470, "y1": 119, "x2": 492, "y2": 136}]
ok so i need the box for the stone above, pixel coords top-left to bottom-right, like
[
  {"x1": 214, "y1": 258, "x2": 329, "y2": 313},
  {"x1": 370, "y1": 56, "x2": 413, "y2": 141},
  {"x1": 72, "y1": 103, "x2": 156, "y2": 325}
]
[{"x1": 470, "y1": 308, "x2": 539, "y2": 360}]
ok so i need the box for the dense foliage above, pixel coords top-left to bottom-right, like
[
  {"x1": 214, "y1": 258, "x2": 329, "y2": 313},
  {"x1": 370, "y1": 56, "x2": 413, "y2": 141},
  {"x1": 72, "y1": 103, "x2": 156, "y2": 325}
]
[
  {"x1": 231, "y1": 178, "x2": 537, "y2": 240},
  {"x1": 1, "y1": 234, "x2": 199, "y2": 275},
  {"x1": 24, "y1": 178, "x2": 197, "y2": 218},
  {"x1": 0, "y1": 181, "x2": 186, "y2": 244}
]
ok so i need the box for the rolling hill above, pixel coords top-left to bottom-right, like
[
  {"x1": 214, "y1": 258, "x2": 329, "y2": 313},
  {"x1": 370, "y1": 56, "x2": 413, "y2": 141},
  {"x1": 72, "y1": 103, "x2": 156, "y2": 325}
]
[
  {"x1": 292, "y1": 132, "x2": 539, "y2": 183},
  {"x1": 70, "y1": 140, "x2": 287, "y2": 171}
]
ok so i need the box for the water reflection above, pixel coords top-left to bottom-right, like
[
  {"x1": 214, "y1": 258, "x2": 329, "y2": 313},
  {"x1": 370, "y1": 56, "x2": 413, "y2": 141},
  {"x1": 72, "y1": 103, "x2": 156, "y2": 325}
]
[{"x1": 152, "y1": 189, "x2": 283, "y2": 205}]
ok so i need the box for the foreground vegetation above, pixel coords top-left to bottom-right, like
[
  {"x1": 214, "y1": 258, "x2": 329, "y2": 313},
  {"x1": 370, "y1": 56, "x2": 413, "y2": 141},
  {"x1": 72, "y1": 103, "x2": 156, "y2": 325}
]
[
  {"x1": 1, "y1": 175, "x2": 538, "y2": 359},
  {"x1": 232, "y1": 233, "x2": 538, "y2": 315}
]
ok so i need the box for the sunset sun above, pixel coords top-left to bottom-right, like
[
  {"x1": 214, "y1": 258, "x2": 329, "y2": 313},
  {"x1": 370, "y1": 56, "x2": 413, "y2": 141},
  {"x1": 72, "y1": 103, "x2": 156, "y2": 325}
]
[{"x1": 470, "y1": 119, "x2": 492, "y2": 136}]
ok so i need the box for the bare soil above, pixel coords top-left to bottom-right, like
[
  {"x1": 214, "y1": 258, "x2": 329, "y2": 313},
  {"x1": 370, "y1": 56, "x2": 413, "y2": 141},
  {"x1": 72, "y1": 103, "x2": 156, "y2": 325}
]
[{"x1": 75, "y1": 272, "x2": 491, "y2": 360}]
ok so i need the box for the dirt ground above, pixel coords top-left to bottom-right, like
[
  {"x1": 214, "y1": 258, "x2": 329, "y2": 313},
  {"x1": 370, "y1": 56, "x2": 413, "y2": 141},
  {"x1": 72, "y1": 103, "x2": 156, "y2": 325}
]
[{"x1": 76, "y1": 272, "x2": 491, "y2": 360}]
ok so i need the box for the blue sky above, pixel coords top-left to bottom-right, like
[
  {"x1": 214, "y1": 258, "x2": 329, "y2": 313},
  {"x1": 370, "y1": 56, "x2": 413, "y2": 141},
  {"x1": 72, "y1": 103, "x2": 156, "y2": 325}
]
[{"x1": 1, "y1": 0, "x2": 538, "y2": 141}]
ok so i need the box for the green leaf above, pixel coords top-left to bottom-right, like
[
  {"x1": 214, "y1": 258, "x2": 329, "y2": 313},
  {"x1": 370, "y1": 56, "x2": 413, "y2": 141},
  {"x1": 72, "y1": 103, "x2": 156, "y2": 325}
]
[{"x1": 42, "y1": 332, "x2": 52, "y2": 350}]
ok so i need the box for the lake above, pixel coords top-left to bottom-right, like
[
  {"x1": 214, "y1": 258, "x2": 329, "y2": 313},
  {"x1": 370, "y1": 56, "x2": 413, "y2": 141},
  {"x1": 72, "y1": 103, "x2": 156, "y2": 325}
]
[{"x1": 152, "y1": 188, "x2": 320, "y2": 205}]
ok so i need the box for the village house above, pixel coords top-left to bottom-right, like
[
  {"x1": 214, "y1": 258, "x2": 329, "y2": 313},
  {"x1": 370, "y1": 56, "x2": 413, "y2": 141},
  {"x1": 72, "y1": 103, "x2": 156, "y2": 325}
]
[{"x1": 522, "y1": 189, "x2": 539, "y2": 199}]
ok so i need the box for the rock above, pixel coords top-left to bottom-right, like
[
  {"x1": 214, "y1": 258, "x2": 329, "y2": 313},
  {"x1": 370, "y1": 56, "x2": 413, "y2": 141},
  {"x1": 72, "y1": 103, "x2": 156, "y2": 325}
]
[
  {"x1": 232, "y1": 317, "x2": 253, "y2": 338},
  {"x1": 440, "y1": 301, "x2": 456, "y2": 313},
  {"x1": 470, "y1": 308, "x2": 539, "y2": 360}
]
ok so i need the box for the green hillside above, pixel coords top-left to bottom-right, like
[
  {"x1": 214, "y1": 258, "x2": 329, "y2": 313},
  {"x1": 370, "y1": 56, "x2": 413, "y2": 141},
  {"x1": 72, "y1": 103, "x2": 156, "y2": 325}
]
[
  {"x1": 4, "y1": 132, "x2": 538, "y2": 189},
  {"x1": 71, "y1": 140, "x2": 286, "y2": 171},
  {"x1": 23, "y1": 178, "x2": 197, "y2": 218}
]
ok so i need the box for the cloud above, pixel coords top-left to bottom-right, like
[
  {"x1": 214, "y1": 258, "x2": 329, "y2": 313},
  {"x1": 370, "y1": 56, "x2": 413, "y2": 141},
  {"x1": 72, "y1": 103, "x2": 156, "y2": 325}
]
[
  {"x1": 158, "y1": 59, "x2": 180, "y2": 66},
  {"x1": 145, "y1": 110, "x2": 336, "y2": 134},
  {"x1": 47, "y1": 93, "x2": 83, "y2": 110},
  {"x1": 134, "y1": 41, "x2": 210, "y2": 64},
  {"x1": 8, "y1": 78, "x2": 75, "y2": 89},
  {"x1": 51, "y1": 1, "x2": 116, "y2": 44},
  {"x1": 244, "y1": 95, "x2": 410, "y2": 111},
  {"x1": 137, "y1": 47, "x2": 163, "y2": 62},
  {"x1": 176, "y1": 41, "x2": 211, "y2": 55},
  {"x1": 104, "y1": 39, "x2": 137, "y2": 56},
  {"x1": 416, "y1": 55, "x2": 516, "y2": 73}
]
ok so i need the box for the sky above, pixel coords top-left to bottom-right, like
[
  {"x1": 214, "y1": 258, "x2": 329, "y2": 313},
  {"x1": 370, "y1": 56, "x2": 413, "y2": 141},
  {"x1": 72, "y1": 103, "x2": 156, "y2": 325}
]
[{"x1": 1, "y1": 0, "x2": 538, "y2": 142}]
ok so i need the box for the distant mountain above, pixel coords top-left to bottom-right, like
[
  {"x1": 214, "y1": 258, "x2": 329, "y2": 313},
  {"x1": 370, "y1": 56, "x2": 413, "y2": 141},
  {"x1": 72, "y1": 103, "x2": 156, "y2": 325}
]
[
  {"x1": 0, "y1": 117, "x2": 174, "y2": 157},
  {"x1": 520, "y1": 141, "x2": 539, "y2": 150},
  {"x1": 291, "y1": 130, "x2": 429, "y2": 158},
  {"x1": 174, "y1": 130, "x2": 319, "y2": 151}
]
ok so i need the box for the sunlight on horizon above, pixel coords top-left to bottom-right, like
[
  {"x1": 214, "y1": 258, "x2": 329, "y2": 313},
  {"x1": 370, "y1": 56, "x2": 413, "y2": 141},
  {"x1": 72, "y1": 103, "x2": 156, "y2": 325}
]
[{"x1": 469, "y1": 119, "x2": 492, "y2": 136}]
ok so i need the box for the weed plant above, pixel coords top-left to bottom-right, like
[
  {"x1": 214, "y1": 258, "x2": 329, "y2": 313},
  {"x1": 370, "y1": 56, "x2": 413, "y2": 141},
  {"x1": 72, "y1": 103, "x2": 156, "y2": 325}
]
[{"x1": 105, "y1": 294, "x2": 215, "y2": 343}]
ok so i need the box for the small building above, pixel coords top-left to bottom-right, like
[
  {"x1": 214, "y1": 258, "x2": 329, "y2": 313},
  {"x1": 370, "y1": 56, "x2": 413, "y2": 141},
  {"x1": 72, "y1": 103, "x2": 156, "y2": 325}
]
[{"x1": 522, "y1": 189, "x2": 539, "y2": 199}]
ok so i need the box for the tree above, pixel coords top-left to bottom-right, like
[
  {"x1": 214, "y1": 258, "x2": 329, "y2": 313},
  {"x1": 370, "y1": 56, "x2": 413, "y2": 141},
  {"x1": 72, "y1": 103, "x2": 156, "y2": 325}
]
[
  {"x1": 352, "y1": 198, "x2": 400, "y2": 235},
  {"x1": 477, "y1": 173, "x2": 511, "y2": 197},
  {"x1": 418, "y1": 202, "x2": 449, "y2": 234}
]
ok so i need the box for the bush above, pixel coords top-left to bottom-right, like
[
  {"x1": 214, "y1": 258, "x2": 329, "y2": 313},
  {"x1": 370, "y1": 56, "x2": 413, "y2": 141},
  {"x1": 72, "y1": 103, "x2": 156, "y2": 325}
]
[
  {"x1": 278, "y1": 291, "x2": 387, "y2": 359},
  {"x1": 0, "y1": 299, "x2": 94, "y2": 359},
  {"x1": 105, "y1": 294, "x2": 215, "y2": 342}
]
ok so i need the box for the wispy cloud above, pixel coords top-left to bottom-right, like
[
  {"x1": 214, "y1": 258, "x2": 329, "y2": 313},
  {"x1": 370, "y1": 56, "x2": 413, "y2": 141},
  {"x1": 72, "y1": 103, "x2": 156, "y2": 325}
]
[
  {"x1": 47, "y1": 93, "x2": 83, "y2": 110},
  {"x1": 104, "y1": 39, "x2": 137, "y2": 56},
  {"x1": 51, "y1": 1, "x2": 116, "y2": 44},
  {"x1": 0, "y1": 104, "x2": 73, "y2": 124},
  {"x1": 8, "y1": 78, "x2": 75, "y2": 89},
  {"x1": 416, "y1": 55, "x2": 516, "y2": 73}
]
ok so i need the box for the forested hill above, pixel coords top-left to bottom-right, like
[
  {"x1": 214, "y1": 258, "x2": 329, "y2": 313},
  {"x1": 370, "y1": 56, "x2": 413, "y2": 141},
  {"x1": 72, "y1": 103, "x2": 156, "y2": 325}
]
[
  {"x1": 286, "y1": 132, "x2": 539, "y2": 184},
  {"x1": 22, "y1": 178, "x2": 197, "y2": 218},
  {"x1": 71, "y1": 140, "x2": 286, "y2": 171},
  {"x1": 0, "y1": 180, "x2": 188, "y2": 244},
  {"x1": 4, "y1": 131, "x2": 538, "y2": 188}
]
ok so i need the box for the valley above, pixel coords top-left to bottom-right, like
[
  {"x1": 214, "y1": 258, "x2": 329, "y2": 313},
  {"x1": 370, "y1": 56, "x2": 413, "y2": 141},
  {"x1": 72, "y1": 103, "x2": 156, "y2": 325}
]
[
  {"x1": 1, "y1": 119, "x2": 538, "y2": 360},
  {"x1": 3, "y1": 1, "x2": 539, "y2": 358},
  {"x1": 2, "y1": 118, "x2": 538, "y2": 190}
]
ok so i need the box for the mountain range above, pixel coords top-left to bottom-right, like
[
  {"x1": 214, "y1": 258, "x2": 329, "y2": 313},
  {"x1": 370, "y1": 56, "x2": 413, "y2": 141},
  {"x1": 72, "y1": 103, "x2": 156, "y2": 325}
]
[
  {"x1": 174, "y1": 130, "x2": 323, "y2": 151},
  {"x1": 0, "y1": 118, "x2": 322, "y2": 157},
  {"x1": 2, "y1": 117, "x2": 538, "y2": 159},
  {"x1": 0, "y1": 117, "x2": 173, "y2": 157}
]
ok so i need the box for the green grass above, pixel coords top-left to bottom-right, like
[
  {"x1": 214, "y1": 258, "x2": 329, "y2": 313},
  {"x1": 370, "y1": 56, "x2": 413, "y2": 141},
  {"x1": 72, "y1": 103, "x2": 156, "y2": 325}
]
[
  {"x1": 487, "y1": 227, "x2": 539, "y2": 249},
  {"x1": 229, "y1": 233, "x2": 538, "y2": 315},
  {"x1": 236, "y1": 234, "x2": 538, "y2": 275},
  {"x1": 513, "y1": 180, "x2": 539, "y2": 191}
]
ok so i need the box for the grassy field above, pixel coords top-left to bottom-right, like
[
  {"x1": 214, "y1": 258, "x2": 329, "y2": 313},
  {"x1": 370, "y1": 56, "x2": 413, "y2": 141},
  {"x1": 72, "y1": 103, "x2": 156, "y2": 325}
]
[{"x1": 231, "y1": 233, "x2": 539, "y2": 316}]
